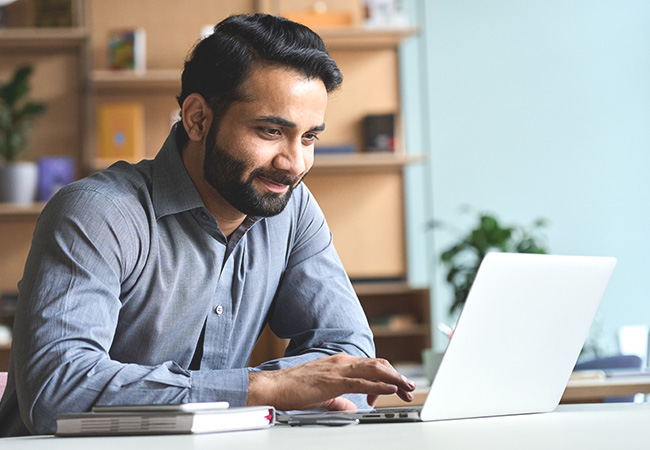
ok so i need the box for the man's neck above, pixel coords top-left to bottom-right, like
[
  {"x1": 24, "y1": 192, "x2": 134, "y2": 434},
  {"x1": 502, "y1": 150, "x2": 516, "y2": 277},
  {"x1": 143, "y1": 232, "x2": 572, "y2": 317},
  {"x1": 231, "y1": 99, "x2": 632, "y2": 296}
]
[{"x1": 181, "y1": 142, "x2": 246, "y2": 237}]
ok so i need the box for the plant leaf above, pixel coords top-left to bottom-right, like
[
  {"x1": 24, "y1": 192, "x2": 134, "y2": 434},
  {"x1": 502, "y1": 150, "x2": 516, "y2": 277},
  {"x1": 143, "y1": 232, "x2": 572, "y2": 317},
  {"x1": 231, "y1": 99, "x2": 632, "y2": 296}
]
[
  {"x1": 21, "y1": 102, "x2": 47, "y2": 117},
  {"x1": 438, "y1": 209, "x2": 550, "y2": 313}
]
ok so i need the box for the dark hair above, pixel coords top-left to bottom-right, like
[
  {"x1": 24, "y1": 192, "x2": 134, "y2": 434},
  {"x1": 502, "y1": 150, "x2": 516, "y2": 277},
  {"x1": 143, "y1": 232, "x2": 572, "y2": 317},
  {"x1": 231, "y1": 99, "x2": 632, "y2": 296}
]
[{"x1": 175, "y1": 13, "x2": 343, "y2": 149}]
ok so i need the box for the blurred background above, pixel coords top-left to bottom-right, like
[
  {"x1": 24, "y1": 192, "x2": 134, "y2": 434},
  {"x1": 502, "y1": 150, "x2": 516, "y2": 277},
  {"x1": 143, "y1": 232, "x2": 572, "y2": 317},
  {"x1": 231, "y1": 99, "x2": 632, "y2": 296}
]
[{"x1": 1, "y1": 0, "x2": 649, "y2": 377}]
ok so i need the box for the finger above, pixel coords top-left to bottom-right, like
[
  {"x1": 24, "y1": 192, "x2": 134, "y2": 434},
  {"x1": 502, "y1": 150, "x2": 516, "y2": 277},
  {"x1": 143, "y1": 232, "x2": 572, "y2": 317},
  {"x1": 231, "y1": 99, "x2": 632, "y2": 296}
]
[
  {"x1": 366, "y1": 394, "x2": 379, "y2": 407},
  {"x1": 346, "y1": 359, "x2": 416, "y2": 392},
  {"x1": 396, "y1": 388, "x2": 415, "y2": 403},
  {"x1": 341, "y1": 378, "x2": 399, "y2": 396},
  {"x1": 375, "y1": 360, "x2": 417, "y2": 393}
]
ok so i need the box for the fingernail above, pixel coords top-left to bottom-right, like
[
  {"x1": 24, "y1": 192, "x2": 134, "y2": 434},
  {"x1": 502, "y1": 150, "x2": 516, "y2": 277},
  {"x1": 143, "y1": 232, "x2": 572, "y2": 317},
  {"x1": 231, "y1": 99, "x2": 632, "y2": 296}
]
[{"x1": 402, "y1": 376, "x2": 416, "y2": 390}]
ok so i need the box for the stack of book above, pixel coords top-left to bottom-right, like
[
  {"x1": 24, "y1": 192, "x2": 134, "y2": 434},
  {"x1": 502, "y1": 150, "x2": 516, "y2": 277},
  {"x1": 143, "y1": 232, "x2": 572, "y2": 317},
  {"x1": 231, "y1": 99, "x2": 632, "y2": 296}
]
[{"x1": 55, "y1": 402, "x2": 275, "y2": 437}]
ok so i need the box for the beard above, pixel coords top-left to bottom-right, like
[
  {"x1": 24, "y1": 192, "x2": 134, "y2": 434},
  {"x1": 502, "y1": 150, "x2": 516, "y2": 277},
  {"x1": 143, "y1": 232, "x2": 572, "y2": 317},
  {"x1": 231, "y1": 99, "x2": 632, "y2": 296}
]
[{"x1": 203, "y1": 120, "x2": 304, "y2": 217}]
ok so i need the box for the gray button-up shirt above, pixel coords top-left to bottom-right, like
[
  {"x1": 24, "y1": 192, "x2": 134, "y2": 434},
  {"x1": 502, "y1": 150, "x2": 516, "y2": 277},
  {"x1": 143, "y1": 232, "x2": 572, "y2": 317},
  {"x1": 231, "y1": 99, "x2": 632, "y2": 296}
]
[{"x1": 0, "y1": 127, "x2": 374, "y2": 435}]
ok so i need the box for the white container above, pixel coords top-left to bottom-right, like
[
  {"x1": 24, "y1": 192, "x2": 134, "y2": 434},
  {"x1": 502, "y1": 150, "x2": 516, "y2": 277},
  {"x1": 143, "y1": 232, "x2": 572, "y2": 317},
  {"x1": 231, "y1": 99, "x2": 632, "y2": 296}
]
[{"x1": 0, "y1": 161, "x2": 39, "y2": 205}]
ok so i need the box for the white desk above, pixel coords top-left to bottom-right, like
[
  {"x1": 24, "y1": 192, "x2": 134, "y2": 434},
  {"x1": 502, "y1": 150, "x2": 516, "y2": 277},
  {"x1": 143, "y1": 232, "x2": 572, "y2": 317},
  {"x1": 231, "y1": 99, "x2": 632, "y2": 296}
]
[{"x1": 2, "y1": 403, "x2": 649, "y2": 450}]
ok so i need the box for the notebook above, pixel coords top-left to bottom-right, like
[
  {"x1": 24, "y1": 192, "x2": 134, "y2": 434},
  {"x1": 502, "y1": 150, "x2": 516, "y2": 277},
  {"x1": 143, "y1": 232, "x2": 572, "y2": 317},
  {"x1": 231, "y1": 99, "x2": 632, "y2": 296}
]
[{"x1": 279, "y1": 252, "x2": 617, "y2": 424}]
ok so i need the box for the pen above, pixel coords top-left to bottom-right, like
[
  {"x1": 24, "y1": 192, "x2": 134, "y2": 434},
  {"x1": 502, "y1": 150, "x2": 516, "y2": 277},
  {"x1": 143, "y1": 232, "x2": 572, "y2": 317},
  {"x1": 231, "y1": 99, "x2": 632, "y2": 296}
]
[{"x1": 287, "y1": 416, "x2": 360, "y2": 427}]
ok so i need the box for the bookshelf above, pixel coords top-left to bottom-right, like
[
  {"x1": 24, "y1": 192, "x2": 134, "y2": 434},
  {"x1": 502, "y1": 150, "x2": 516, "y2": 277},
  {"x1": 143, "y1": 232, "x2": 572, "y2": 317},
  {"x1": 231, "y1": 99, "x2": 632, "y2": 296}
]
[
  {"x1": 0, "y1": 0, "x2": 87, "y2": 295},
  {"x1": 0, "y1": 0, "x2": 430, "y2": 366},
  {"x1": 0, "y1": 26, "x2": 87, "y2": 48}
]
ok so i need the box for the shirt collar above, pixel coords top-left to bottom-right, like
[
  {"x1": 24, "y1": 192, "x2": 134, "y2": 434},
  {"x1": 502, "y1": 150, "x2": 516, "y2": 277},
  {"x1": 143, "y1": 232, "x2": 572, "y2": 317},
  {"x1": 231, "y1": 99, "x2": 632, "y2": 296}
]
[{"x1": 152, "y1": 124, "x2": 206, "y2": 220}]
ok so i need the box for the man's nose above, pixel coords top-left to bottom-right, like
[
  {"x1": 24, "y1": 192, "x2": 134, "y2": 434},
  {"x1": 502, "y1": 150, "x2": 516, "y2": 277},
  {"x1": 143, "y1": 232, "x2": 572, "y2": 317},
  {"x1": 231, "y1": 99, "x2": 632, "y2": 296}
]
[{"x1": 274, "y1": 139, "x2": 306, "y2": 176}]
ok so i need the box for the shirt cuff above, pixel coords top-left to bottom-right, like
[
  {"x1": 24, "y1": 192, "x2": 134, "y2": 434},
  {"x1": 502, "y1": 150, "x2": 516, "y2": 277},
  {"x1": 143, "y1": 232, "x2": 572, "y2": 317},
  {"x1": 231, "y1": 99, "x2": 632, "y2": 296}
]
[{"x1": 189, "y1": 368, "x2": 249, "y2": 406}]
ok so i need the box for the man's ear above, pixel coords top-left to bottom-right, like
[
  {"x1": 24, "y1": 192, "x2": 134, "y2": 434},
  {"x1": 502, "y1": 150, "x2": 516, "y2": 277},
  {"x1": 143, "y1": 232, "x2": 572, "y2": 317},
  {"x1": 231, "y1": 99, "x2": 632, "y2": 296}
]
[{"x1": 181, "y1": 94, "x2": 212, "y2": 141}]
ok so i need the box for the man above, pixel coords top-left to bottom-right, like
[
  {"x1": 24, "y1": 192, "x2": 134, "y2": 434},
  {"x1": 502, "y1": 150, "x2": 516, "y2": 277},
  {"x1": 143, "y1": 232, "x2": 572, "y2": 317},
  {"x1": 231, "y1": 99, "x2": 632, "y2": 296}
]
[{"x1": 0, "y1": 14, "x2": 414, "y2": 436}]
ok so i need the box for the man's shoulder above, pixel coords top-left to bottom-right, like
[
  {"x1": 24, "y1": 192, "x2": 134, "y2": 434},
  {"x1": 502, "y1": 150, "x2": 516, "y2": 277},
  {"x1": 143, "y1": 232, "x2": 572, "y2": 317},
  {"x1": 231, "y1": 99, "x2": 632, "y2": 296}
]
[
  {"x1": 49, "y1": 160, "x2": 154, "y2": 221},
  {"x1": 61, "y1": 160, "x2": 152, "y2": 205},
  {"x1": 76, "y1": 160, "x2": 151, "y2": 191}
]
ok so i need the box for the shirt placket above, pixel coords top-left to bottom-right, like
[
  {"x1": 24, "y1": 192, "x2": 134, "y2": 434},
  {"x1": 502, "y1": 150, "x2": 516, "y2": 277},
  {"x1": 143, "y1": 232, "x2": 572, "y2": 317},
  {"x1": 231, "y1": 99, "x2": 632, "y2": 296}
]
[
  {"x1": 203, "y1": 253, "x2": 234, "y2": 368},
  {"x1": 193, "y1": 208, "x2": 255, "y2": 369}
]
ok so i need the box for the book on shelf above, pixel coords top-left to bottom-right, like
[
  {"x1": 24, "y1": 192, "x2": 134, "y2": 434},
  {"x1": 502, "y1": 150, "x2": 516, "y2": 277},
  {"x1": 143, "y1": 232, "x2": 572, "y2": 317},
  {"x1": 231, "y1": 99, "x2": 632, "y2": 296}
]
[
  {"x1": 108, "y1": 28, "x2": 146, "y2": 71},
  {"x1": 96, "y1": 102, "x2": 144, "y2": 161},
  {"x1": 55, "y1": 403, "x2": 275, "y2": 437},
  {"x1": 315, "y1": 144, "x2": 357, "y2": 155},
  {"x1": 37, "y1": 156, "x2": 75, "y2": 202}
]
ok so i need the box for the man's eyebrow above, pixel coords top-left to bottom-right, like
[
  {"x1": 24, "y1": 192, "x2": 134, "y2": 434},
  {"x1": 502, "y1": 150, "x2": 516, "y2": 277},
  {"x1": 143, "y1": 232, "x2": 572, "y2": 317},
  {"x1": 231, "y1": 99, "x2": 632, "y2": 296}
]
[
  {"x1": 255, "y1": 116, "x2": 326, "y2": 132},
  {"x1": 255, "y1": 116, "x2": 296, "y2": 128}
]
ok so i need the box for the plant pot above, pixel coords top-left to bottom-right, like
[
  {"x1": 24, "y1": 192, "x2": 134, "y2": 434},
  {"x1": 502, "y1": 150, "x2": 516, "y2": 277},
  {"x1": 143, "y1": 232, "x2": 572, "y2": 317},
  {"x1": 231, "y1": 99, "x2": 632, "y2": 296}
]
[{"x1": 0, "y1": 161, "x2": 38, "y2": 205}]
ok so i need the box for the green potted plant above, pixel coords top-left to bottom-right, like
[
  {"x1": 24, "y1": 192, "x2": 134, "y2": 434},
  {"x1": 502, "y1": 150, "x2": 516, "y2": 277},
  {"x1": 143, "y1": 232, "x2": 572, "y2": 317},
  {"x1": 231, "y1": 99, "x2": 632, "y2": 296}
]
[
  {"x1": 435, "y1": 210, "x2": 549, "y2": 314},
  {"x1": 0, "y1": 65, "x2": 47, "y2": 204}
]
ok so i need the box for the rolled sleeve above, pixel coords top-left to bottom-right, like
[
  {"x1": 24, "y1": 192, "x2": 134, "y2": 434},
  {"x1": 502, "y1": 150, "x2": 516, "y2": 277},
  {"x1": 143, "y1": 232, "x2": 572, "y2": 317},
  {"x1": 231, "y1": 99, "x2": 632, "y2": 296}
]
[{"x1": 189, "y1": 368, "x2": 250, "y2": 406}]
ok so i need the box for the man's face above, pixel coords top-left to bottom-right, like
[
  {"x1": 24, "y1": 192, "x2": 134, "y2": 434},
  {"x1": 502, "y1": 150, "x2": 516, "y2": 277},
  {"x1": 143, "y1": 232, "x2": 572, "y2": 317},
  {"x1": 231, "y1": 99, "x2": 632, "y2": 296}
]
[{"x1": 203, "y1": 65, "x2": 328, "y2": 217}]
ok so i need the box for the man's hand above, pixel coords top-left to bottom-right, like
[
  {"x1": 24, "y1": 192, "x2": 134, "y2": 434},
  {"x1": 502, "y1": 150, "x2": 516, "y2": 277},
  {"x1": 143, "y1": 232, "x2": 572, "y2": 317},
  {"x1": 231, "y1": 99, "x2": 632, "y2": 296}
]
[{"x1": 247, "y1": 353, "x2": 416, "y2": 411}]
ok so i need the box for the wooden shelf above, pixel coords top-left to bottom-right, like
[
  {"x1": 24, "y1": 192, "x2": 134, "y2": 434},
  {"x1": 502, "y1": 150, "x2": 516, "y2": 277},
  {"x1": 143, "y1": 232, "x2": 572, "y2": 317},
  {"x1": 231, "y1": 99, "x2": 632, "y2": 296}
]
[
  {"x1": 312, "y1": 153, "x2": 424, "y2": 173},
  {"x1": 371, "y1": 324, "x2": 430, "y2": 338},
  {"x1": 353, "y1": 281, "x2": 419, "y2": 296},
  {"x1": 91, "y1": 69, "x2": 182, "y2": 91},
  {"x1": 317, "y1": 26, "x2": 419, "y2": 49},
  {"x1": 0, "y1": 202, "x2": 46, "y2": 217},
  {"x1": 0, "y1": 27, "x2": 88, "y2": 49},
  {"x1": 89, "y1": 26, "x2": 420, "y2": 90}
]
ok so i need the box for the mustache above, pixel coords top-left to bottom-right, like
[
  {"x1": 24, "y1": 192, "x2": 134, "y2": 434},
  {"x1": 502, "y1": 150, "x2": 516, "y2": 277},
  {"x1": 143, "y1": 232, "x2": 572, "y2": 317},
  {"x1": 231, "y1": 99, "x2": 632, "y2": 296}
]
[{"x1": 250, "y1": 168, "x2": 304, "y2": 187}]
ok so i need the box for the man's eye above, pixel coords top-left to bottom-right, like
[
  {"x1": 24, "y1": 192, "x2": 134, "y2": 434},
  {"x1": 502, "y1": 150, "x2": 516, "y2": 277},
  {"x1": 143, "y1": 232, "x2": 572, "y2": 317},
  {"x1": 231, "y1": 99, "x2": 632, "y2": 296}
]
[
  {"x1": 260, "y1": 128, "x2": 280, "y2": 136},
  {"x1": 303, "y1": 133, "x2": 320, "y2": 142}
]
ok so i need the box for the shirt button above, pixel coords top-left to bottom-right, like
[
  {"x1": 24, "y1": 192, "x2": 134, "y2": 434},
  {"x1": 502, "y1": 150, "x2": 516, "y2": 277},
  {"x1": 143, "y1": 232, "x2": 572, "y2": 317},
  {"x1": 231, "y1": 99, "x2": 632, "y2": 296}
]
[
  {"x1": 215, "y1": 305, "x2": 224, "y2": 315},
  {"x1": 201, "y1": 212, "x2": 210, "y2": 221}
]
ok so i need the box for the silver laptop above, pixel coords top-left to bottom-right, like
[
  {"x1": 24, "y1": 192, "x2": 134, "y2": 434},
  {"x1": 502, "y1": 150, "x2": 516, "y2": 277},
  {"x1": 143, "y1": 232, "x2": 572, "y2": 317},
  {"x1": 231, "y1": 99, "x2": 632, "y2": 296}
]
[{"x1": 279, "y1": 252, "x2": 617, "y2": 424}]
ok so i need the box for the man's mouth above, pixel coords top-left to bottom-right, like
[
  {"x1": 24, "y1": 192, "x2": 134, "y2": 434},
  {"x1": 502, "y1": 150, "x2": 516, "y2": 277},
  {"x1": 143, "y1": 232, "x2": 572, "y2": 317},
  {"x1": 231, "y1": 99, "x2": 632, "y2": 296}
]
[{"x1": 257, "y1": 175, "x2": 291, "y2": 194}]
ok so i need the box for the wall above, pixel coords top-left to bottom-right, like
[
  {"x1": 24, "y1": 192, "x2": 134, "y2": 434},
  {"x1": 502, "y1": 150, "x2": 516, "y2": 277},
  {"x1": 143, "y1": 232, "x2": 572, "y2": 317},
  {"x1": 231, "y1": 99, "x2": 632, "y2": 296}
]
[{"x1": 402, "y1": 0, "x2": 650, "y2": 353}]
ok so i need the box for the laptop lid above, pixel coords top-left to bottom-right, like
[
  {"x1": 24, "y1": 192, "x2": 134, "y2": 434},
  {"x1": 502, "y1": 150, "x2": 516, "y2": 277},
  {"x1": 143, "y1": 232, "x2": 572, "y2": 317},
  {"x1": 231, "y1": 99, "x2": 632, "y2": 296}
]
[{"x1": 420, "y1": 252, "x2": 616, "y2": 421}]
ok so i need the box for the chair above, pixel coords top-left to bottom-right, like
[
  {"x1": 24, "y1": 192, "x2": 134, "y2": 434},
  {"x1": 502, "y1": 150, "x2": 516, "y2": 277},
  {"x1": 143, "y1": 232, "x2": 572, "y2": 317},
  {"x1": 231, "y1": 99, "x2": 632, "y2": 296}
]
[
  {"x1": 0, "y1": 372, "x2": 7, "y2": 399},
  {"x1": 574, "y1": 354, "x2": 643, "y2": 402},
  {"x1": 575, "y1": 354, "x2": 643, "y2": 371}
]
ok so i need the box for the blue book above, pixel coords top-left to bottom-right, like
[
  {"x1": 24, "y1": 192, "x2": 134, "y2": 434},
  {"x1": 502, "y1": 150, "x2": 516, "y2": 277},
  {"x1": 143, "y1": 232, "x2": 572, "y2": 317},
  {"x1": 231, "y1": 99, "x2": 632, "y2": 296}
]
[
  {"x1": 314, "y1": 144, "x2": 357, "y2": 154},
  {"x1": 37, "y1": 156, "x2": 75, "y2": 202}
]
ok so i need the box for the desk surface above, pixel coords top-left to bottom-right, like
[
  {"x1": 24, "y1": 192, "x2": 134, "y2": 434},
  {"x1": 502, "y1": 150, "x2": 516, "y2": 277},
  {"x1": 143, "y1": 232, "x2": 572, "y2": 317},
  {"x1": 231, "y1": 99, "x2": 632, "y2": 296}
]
[{"x1": 2, "y1": 403, "x2": 650, "y2": 450}]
